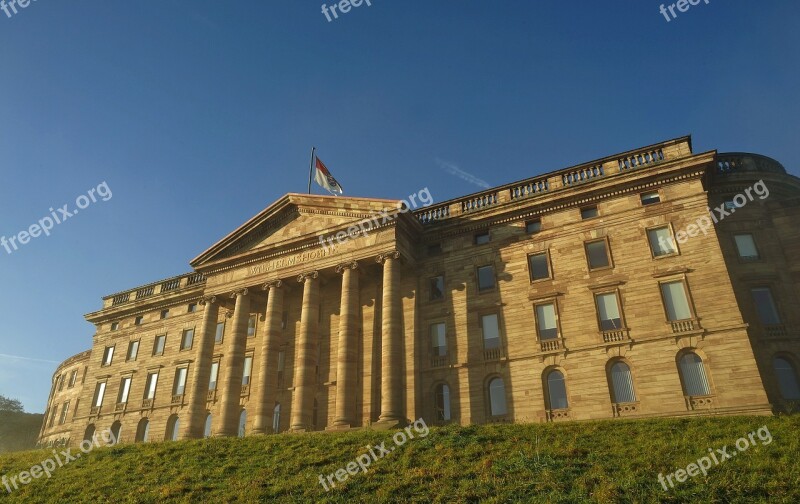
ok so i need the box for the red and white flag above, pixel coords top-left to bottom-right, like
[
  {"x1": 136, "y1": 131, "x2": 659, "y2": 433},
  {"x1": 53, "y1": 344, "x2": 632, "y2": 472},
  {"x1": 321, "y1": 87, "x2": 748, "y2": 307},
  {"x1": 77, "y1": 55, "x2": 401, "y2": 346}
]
[{"x1": 314, "y1": 156, "x2": 344, "y2": 195}]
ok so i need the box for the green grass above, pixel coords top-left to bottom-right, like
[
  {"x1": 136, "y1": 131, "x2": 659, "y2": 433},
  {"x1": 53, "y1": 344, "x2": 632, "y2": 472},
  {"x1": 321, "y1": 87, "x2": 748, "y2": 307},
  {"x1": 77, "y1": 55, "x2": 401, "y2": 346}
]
[{"x1": 1, "y1": 415, "x2": 798, "y2": 503}]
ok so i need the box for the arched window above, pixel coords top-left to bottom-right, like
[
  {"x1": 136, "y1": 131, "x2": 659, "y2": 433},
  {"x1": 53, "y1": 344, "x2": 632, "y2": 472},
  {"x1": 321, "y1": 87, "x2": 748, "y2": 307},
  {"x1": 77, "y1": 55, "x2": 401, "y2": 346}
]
[
  {"x1": 434, "y1": 383, "x2": 451, "y2": 422},
  {"x1": 238, "y1": 410, "x2": 247, "y2": 438},
  {"x1": 272, "y1": 404, "x2": 281, "y2": 433},
  {"x1": 83, "y1": 424, "x2": 96, "y2": 443},
  {"x1": 488, "y1": 377, "x2": 507, "y2": 416},
  {"x1": 609, "y1": 362, "x2": 636, "y2": 404},
  {"x1": 203, "y1": 414, "x2": 213, "y2": 438},
  {"x1": 773, "y1": 357, "x2": 800, "y2": 400},
  {"x1": 166, "y1": 415, "x2": 180, "y2": 442},
  {"x1": 135, "y1": 418, "x2": 150, "y2": 443},
  {"x1": 110, "y1": 421, "x2": 122, "y2": 443},
  {"x1": 546, "y1": 371, "x2": 568, "y2": 410},
  {"x1": 678, "y1": 352, "x2": 711, "y2": 396}
]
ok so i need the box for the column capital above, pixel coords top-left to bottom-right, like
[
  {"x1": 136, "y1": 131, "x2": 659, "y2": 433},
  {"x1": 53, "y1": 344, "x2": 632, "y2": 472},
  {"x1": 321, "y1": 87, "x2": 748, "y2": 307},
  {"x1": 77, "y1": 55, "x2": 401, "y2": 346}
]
[
  {"x1": 297, "y1": 271, "x2": 319, "y2": 283},
  {"x1": 376, "y1": 251, "x2": 401, "y2": 264},
  {"x1": 335, "y1": 261, "x2": 359, "y2": 274},
  {"x1": 262, "y1": 280, "x2": 284, "y2": 290},
  {"x1": 229, "y1": 287, "x2": 249, "y2": 298},
  {"x1": 200, "y1": 295, "x2": 217, "y2": 306}
]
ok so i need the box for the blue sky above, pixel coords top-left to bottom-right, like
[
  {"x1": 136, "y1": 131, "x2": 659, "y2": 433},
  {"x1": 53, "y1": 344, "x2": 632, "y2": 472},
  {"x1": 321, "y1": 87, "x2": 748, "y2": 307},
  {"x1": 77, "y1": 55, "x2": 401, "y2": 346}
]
[{"x1": 0, "y1": 1, "x2": 798, "y2": 412}]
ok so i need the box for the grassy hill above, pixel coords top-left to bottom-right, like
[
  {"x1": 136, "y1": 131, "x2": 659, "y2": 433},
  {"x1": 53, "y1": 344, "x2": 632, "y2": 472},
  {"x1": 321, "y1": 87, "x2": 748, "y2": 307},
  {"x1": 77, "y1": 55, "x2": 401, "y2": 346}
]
[
  {"x1": 0, "y1": 412, "x2": 43, "y2": 454},
  {"x1": 1, "y1": 415, "x2": 798, "y2": 503}
]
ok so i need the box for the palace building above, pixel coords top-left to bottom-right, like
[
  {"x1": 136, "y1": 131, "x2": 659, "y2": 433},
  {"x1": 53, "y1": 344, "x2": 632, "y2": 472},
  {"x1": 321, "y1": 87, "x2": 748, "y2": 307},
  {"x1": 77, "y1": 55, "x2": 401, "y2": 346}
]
[{"x1": 39, "y1": 136, "x2": 800, "y2": 447}]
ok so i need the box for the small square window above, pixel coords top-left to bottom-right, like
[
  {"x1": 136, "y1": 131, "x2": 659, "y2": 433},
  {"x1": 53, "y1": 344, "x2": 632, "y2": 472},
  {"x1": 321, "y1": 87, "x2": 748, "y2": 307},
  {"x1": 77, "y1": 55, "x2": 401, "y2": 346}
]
[
  {"x1": 110, "y1": 322, "x2": 119, "y2": 331},
  {"x1": 477, "y1": 265, "x2": 496, "y2": 292},
  {"x1": 581, "y1": 206, "x2": 599, "y2": 219},
  {"x1": 525, "y1": 219, "x2": 542, "y2": 234},
  {"x1": 188, "y1": 303, "x2": 197, "y2": 313},
  {"x1": 723, "y1": 200, "x2": 738, "y2": 211},
  {"x1": 647, "y1": 227, "x2": 677, "y2": 257},
  {"x1": 427, "y1": 243, "x2": 442, "y2": 256},
  {"x1": 528, "y1": 252, "x2": 550, "y2": 281},
  {"x1": 586, "y1": 240, "x2": 611, "y2": 270},
  {"x1": 641, "y1": 191, "x2": 661, "y2": 205},
  {"x1": 134, "y1": 316, "x2": 143, "y2": 326},
  {"x1": 475, "y1": 231, "x2": 490, "y2": 245},
  {"x1": 160, "y1": 309, "x2": 169, "y2": 320},
  {"x1": 430, "y1": 276, "x2": 445, "y2": 301}
]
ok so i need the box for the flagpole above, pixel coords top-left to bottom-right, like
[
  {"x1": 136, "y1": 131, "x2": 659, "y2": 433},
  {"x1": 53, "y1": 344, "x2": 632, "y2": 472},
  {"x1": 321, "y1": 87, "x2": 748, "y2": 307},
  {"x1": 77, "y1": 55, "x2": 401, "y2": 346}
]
[{"x1": 307, "y1": 147, "x2": 316, "y2": 194}]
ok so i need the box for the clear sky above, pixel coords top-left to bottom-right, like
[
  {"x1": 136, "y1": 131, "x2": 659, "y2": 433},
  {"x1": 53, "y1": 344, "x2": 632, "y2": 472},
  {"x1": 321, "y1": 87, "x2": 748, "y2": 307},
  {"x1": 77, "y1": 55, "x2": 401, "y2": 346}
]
[{"x1": 1, "y1": 1, "x2": 798, "y2": 412}]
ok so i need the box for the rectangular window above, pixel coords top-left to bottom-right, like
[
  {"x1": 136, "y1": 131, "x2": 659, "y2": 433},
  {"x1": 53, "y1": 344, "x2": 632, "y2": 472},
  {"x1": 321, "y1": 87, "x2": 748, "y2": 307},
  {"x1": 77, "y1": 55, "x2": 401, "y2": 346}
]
[
  {"x1": 160, "y1": 309, "x2": 169, "y2": 320},
  {"x1": 126, "y1": 340, "x2": 140, "y2": 362},
  {"x1": 661, "y1": 281, "x2": 693, "y2": 321},
  {"x1": 215, "y1": 321, "x2": 225, "y2": 343},
  {"x1": 475, "y1": 231, "x2": 490, "y2": 245},
  {"x1": 59, "y1": 401, "x2": 70, "y2": 425},
  {"x1": 751, "y1": 288, "x2": 781, "y2": 325},
  {"x1": 481, "y1": 314, "x2": 501, "y2": 350},
  {"x1": 68, "y1": 370, "x2": 78, "y2": 388},
  {"x1": 430, "y1": 276, "x2": 445, "y2": 301},
  {"x1": 153, "y1": 335, "x2": 166, "y2": 356},
  {"x1": 596, "y1": 293, "x2": 622, "y2": 331},
  {"x1": 525, "y1": 219, "x2": 542, "y2": 234},
  {"x1": 173, "y1": 368, "x2": 188, "y2": 396},
  {"x1": 111, "y1": 322, "x2": 119, "y2": 331},
  {"x1": 640, "y1": 191, "x2": 661, "y2": 205},
  {"x1": 581, "y1": 206, "x2": 599, "y2": 219},
  {"x1": 735, "y1": 234, "x2": 759, "y2": 260},
  {"x1": 134, "y1": 315, "x2": 143, "y2": 326},
  {"x1": 57, "y1": 375, "x2": 64, "y2": 391},
  {"x1": 181, "y1": 329, "x2": 194, "y2": 350},
  {"x1": 144, "y1": 372, "x2": 159, "y2": 400},
  {"x1": 93, "y1": 382, "x2": 106, "y2": 408},
  {"x1": 586, "y1": 240, "x2": 611, "y2": 270},
  {"x1": 430, "y1": 323, "x2": 447, "y2": 356},
  {"x1": 48, "y1": 408, "x2": 57, "y2": 428},
  {"x1": 247, "y1": 315, "x2": 257, "y2": 337},
  {"x1": 118, "y1": 377, "x2": 132, "y2": 404},
  {"x1": 188, "y1": 303, "x2": 197, "y2": 313},
  {"x1": 477, "y1": 265, "x2": 496, "y2": 292},
  {"x1": 535, "y1": 303, "x2": 558, "y2": 340},
  {"x1": 242, "y1": 356, "x2": 253, "y2": 386},
  {"x1": 209, "y1": 362, "x2": 219, "y2": 391},
  {"x1": 102, "y1": 346, "x2": 115, "y2": 367},
  {"x1": 528, "y1": 252, "x2": 550, "y2": 281},
  {"x1": 648, "y1": 227, "x2": 677, "y2": 257}
]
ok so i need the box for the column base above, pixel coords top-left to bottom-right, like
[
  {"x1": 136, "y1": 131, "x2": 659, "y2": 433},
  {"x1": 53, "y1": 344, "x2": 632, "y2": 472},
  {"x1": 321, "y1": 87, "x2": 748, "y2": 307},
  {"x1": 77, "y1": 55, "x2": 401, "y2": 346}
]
[
  {"x1": 325, "y1": 423, "x2": 355, "y2": 431},
  {"x1": 371, "y1": 418, "x2": 406, "y2": 430}
]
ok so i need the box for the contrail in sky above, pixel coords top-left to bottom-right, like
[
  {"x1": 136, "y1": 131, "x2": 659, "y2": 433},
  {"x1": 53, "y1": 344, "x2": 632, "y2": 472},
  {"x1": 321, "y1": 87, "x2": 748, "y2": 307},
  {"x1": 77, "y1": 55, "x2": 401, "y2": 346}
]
[
  {"x1": 0, "y1": 353, "x2": 60, "y2": 364},
  {"x1": 436, "y1": 158, "x2": 491, "y2": 189}
]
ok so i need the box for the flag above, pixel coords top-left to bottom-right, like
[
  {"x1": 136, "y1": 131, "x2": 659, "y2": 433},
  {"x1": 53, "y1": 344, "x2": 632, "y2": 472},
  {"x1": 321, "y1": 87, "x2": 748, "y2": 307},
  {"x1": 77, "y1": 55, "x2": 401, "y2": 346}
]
[{"x1": 314, "y1": 156, "x2": 344, "y2": 195}]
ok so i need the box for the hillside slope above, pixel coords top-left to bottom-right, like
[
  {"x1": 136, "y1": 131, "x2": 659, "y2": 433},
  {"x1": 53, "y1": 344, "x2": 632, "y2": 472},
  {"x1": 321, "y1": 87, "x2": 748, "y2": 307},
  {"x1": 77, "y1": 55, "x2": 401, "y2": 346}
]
[
  {"x1": 0, "y1": 412, "x2": 43, "y2": 454},
  {"x1": 1, "y1": 415, "x2": 798, "y2": 503}
]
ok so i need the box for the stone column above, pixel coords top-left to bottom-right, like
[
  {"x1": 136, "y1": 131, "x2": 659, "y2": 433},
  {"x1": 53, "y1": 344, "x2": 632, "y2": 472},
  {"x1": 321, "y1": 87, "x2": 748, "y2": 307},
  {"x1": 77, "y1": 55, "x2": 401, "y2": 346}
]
[
  {"x1": 215, "y1": 288, "x2": 250, "y2": 437},
  {"x1": 377, "y1": 251, "x2": 404, "y2": 425},
  {"x1": 252, "y1": 280, "x2": 284, "y2": 435},
  {"x1": 181, "y1": 295, "x2": 219, "y2": 439},
  {"x1": 290, "y1": 271, "x2": 319, "y2": 432},
  {"x1": 332, "y1": 262, "x2": 359, "y2": 428}
]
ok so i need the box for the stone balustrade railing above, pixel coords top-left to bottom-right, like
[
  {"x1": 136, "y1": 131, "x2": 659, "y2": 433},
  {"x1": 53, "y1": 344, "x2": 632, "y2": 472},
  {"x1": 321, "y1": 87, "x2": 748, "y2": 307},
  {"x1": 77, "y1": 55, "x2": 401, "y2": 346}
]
[{"x1": 105, "y1": 272, "x2": 206, "y2": 308}]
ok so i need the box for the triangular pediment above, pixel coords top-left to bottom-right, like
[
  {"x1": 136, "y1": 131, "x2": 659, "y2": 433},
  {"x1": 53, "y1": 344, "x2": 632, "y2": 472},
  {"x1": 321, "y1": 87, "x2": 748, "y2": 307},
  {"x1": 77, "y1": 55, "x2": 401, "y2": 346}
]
[{"x1": 190, "y1": 193, "x2": 402, "y2": 268}]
